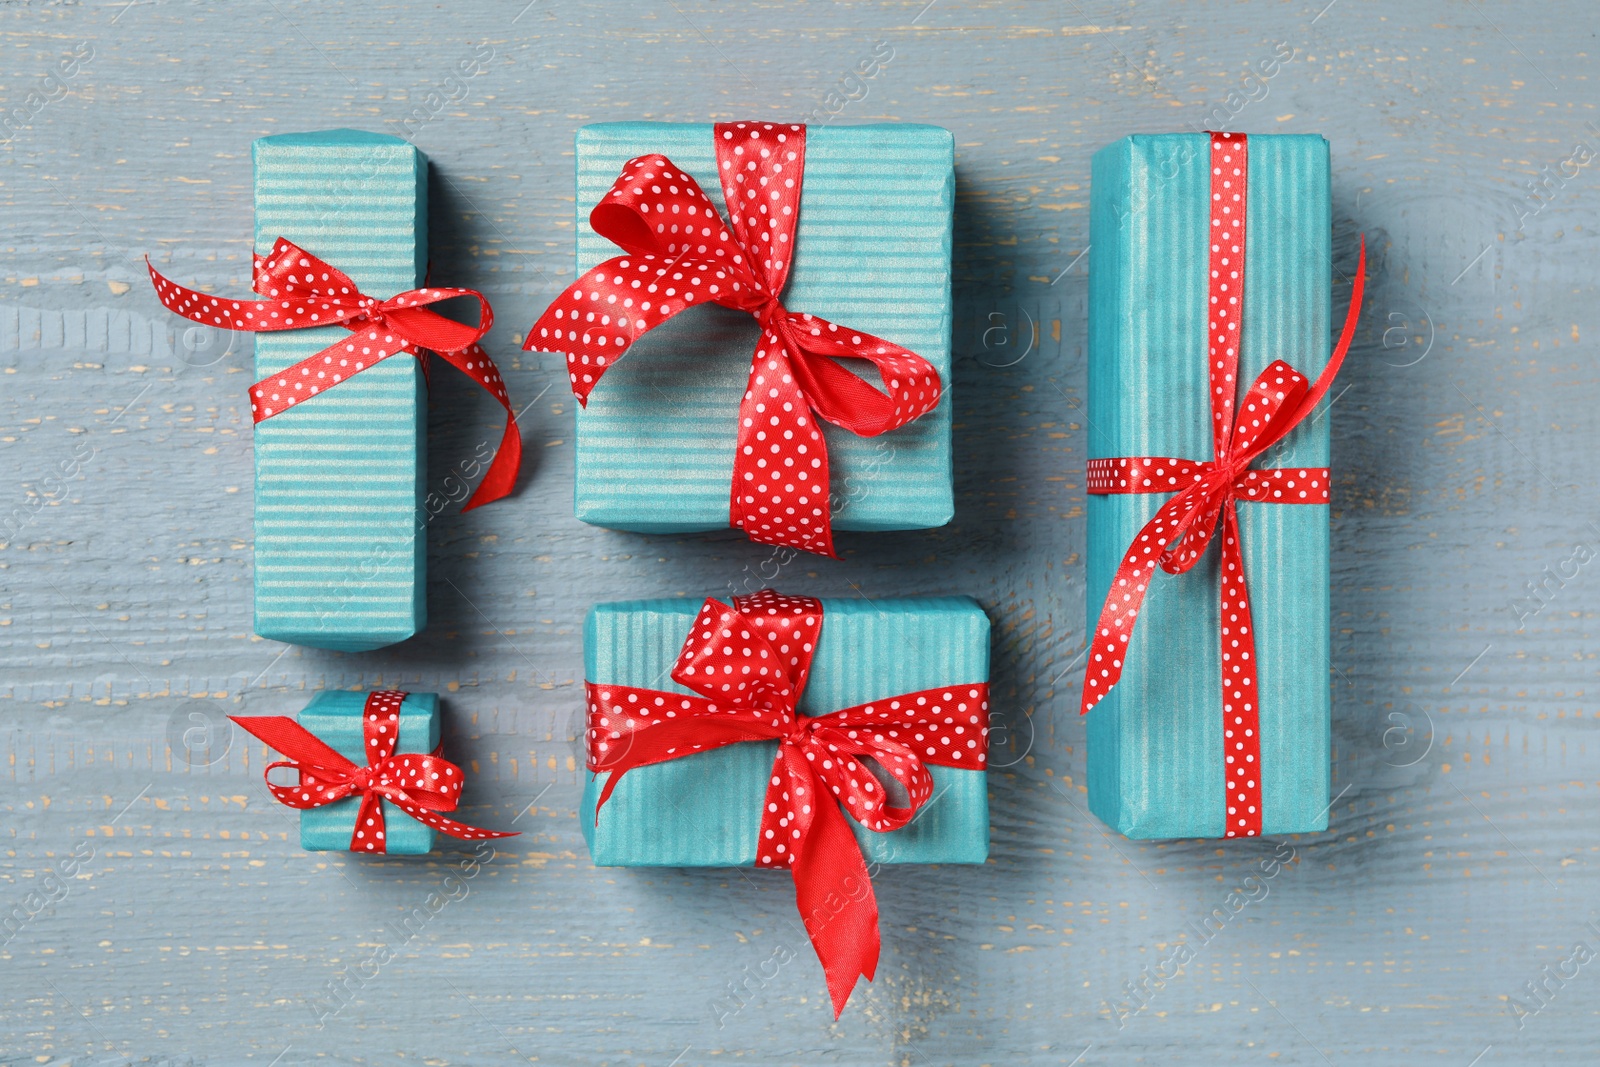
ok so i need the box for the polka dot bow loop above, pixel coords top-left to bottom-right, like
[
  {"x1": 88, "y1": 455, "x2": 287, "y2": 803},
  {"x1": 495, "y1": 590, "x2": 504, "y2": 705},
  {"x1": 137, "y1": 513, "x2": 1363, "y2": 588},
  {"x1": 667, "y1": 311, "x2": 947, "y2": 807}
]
[
  {"x1": 581, "y1": 590, "x2": 992, "y2": 1018},
  {"x1": 1080, "y1": 132, "x2": 1368, "y2": 840},
  {"x1": 523, "y1": 122, "x2": 944, "y2": 559},
  {"x1": 230, "y1": 691, "x2": 518, "y2": 854},
  {"x1": 147, "y1": 237, "x2": 522, "y2": 511}
]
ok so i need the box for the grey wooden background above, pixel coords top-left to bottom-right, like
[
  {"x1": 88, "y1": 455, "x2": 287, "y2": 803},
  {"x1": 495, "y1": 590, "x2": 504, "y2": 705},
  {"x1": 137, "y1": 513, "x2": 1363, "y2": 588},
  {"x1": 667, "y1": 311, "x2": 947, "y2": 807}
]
[{"x1": 0, "y1": 0, "x2": 1593, "y2": 1063}]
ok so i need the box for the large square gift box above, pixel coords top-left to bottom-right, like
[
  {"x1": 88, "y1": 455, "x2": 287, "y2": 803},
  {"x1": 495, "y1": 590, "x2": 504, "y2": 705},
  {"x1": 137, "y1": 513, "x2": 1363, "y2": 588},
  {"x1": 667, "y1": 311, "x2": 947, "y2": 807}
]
[
  {"x1": 579, "y1": 590, "x2": 990, "y2": 1014},
  {"x1": 1083, "y1": 132, "x2": 1364, "y2": 839},
  {"x1": 527, "y1": 122, "x2": 955, "y2": 557},
  {"x1": 581, "y1": 594, "x2": 989, "y2": 864}
]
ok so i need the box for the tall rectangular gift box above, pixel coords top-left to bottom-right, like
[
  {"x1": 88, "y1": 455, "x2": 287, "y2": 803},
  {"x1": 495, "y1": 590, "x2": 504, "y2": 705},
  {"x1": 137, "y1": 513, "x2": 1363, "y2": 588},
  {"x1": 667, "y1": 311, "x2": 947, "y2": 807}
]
[
  {"x1": 568, "y1": 123, "x2": 954, "y2": 535},
  {"x1": 1086, "y1": 133, "x2": 1335, "y2": 838},
  {"x1": 582, "y1": 596, "x2": 989, "y2": 864},
  {"x1": 251, "y1": 131, "x2": 428, "y2": 650}
]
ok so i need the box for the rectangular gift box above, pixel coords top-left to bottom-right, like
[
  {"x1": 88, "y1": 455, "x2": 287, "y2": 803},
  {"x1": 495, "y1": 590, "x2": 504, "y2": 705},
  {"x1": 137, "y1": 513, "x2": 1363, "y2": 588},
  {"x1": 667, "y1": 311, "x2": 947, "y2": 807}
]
[
  {"x1": 252, "y1": 130, "x2": 428, "y2": 651},
  {"x1": 570, "y1": 122, "x2": 955, "y2": 533},
  {"x1": 582, "y1": 596, "x2": 989, "y2": 865},
  {"x1": 1086, "y1": 133, "x2": 1333, "y2": 838},
  {"x1": 297, "y1": 690, "x2": 440, "y2": 853}
]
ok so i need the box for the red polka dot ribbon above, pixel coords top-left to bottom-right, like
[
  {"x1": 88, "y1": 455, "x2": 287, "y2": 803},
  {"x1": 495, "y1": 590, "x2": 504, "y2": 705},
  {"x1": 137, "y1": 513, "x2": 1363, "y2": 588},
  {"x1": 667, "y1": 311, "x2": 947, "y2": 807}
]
[
  {"x1": 230, "y1": 691, "x2": 518, "y2": 853},
  {"x1": 148, "y1": 238, "x2": 523, "y2": 511},
  {"x1": 1081, "y1": 132, "x2": 1367, "y2": 839},
  {"x1": 584, "y1": 590, "x2": 989, "y2": 1017},
  {"x1": 523, "y1": 122, "x2": 943, "y2": 558}
]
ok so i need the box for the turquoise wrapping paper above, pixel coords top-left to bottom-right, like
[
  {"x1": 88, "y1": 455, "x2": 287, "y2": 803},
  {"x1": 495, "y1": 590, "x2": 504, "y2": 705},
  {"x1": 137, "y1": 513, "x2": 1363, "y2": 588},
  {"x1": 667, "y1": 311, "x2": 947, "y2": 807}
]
[
  {"x1": 582, "y1": 596, "x2": 990, "y2": 866},
  {"x1": 252, "y1": 131, "x2": 428, "y2": 651},
  {"x1": 571, "y1": 123, "x2": 954, "y2": 534},
  {"x1": 1086, "y1": 134, "x2": 1332, "y2": 839},
  {"x1": 296, "y1": 691, "x2": 440, "y2": 854}
]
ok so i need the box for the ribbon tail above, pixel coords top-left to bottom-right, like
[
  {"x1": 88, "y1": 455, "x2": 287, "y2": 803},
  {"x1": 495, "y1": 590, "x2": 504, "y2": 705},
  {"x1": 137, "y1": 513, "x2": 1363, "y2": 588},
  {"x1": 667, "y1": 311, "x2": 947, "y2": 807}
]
[
  {"x1": 350, "y1": 790, "x2": 389, "y2": 853},
  {"x1": 146, "y1": 257, "x2": 313, "y2": 334},
  {"x1": 792, "y1": 792, "x2": 880, "y2": 1018},
  {"x1": 429, "y1": 342, "x2": 524, "y2": 510},
  {"x1": 592, "y1": 764, "x2": 631, "y2": 824},
  {"x1": 1079, "y1": 489, "x2": 1199, "y2": 715},
  {"x1": 229, "y1": 715, "x2": 358, "y2": 773},
  {"x1": 463, "y1": 412, "x2": 521, "y2": 511},
  {"x1": 1256, "y1": 237, "x2": 1367, "y2": 455},
  {"x1": 389, "y1": 801, "x2": 521, "y2": 842}
]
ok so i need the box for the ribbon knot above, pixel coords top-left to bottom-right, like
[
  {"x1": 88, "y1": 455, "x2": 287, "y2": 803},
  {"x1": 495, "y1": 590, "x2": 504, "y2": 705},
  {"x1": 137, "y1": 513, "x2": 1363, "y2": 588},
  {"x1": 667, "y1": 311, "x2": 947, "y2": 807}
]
[
  {"x1": 585, "y1": 590, "x2": 990, "y2": 1017},
  {"x1": 148, "y1": 238, "x2": 523, "y2": 511},
  {"x1": 757, "y1": 295, "x2": 790, "y2": 334},
  {"x1": 1081, "y1": 131, "x2": 1367, "y2": 839},
  {"x1": 230, "y1": 691, "x2": 518, "y2": 853},
  {"x1": 525, "y1": 121, "x2": 944, "y2": 557}
]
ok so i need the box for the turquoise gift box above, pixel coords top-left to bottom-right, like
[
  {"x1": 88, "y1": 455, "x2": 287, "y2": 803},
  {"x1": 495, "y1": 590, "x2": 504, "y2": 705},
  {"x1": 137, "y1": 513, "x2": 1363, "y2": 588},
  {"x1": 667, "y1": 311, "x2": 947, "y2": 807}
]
[
  {"x1": 252, "y1": 130, "x2": 428, "y2": 651},
  {"x1": 570, "y1": 122, "x2": 955, "y2": 535},
  {"x1": 1086, "y1": 133, "x2": 1334, "y2": 839},
  {"x1": 581, "y1": 596, "x2": 990, "y2": 865},
  {"x1": 296, "y1": 690, "x2": 440, "y2": 854}
]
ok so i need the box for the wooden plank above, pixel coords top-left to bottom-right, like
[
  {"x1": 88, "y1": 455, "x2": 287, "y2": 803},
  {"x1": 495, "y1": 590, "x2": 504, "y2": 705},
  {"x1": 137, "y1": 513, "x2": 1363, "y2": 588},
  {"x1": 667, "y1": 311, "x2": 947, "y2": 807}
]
[{"x1": 1, "y1": 0, "x2": 1596, "y2": 1062}]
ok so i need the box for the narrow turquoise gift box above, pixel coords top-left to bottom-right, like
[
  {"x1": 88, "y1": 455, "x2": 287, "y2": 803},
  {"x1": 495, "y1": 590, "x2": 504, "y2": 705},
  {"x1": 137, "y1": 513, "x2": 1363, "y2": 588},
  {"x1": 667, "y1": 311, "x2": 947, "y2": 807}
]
[
  {"x1": 580, "y1": 590, "x2": 991, "y2": 1016},
  {"x1": 527, "y1": 122, "x2": 955, "y2": 557},
  {"x1": 231, "y1": 689, "x2": 518, "y2": 855},
  {"x1": 144, "y1": 128, "x2": 522, "y2": 650},
  {"x1": 1084, "y1": 132, "x2": 1364, "y2": 840},
  {"x1": 252, "y1": 130, "x2": 428, "y2": 651}
]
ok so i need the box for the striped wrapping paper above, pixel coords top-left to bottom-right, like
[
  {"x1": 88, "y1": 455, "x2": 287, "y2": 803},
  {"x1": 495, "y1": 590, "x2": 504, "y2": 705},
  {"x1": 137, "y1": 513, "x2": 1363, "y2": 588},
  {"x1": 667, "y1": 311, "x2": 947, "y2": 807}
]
[
  {"x1": 581, "y1": 596, "x2": 990, "y2": 866},
  {"x1": 1086, "y1": 133, "x2": 1334, "y2": 838},
  {"x1": 251, "y1": 130, "x2": 428, "y2": 651},
  {"x1": 570, "y1": 122, "x2": 955, "y2": 534},
  {"x1": 295, "y1": 690, "x2": 441, "y2": 853}
]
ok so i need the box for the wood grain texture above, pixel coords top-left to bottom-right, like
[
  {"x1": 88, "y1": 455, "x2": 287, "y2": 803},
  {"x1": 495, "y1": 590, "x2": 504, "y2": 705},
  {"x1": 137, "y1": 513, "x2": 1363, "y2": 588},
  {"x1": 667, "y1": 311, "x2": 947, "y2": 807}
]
[{"x1": 1, "y1": 0, "x2": 1596, "y2": 1063}]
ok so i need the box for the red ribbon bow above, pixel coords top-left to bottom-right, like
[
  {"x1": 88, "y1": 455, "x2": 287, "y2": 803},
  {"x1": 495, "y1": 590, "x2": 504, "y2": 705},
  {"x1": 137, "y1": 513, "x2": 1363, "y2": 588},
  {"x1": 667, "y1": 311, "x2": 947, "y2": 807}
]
[
  {"x1": 231, "y1": 690, "x2": 518, "y2": 852},
  {"x1": 524, "y1": 121, "x2": 943, "y2": 557},
  {"x1": 1081, "y1": 132, "x2": 1367, "y2": 838},
  {"x1": 585, "y1": 590, "x2": 990, "y2": 1017},
  {"x1": 148, "y1": 238, "x2": 522, "y2": 511}
]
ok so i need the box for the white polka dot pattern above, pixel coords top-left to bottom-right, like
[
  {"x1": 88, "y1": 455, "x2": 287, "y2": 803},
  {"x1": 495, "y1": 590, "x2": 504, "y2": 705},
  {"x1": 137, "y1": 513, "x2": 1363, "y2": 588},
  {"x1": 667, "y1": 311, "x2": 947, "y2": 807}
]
[
  {"x1": 1215, "y1": 503, "x2": 1261, "y2": 837},
  {"x1": 521, "y1": 123, "x2": 943, "y2": 557},
  {"x1": 147, "y1": 238, "x2": 523, "y2": 511},
  {"x1": 231, "y1": 690, "x2": 518, "y2": 854},
  {"x1": 1082, "y1": 132, "x2": 1372, "y2": 839},
  {"x1": 1208, "y1": 131, "x2": 1248, "y2": 457}
]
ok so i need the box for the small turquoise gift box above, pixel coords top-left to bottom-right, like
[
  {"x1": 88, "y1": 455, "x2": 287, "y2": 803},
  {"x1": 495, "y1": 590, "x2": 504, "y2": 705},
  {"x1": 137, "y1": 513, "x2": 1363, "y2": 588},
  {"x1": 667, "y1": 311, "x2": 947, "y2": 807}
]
[
  {"x1": 296, "y1": 691, "x2": 439, "y2": 853},
  {"x1": 581, "y1": 593, "x2": 990, "y2": 865},
  {"x1": 251, "y1": 131, "x2": 428, "y2": 651},
  {"x1": 528, "y1": 122, "x2": 955, "y2": 557},
  {"x1": 1083, "y1": 132, "x2": 1365, "y2": 839},
  {"x1": 231, "y1": 690, "x2": 517, "y2": 855}
]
